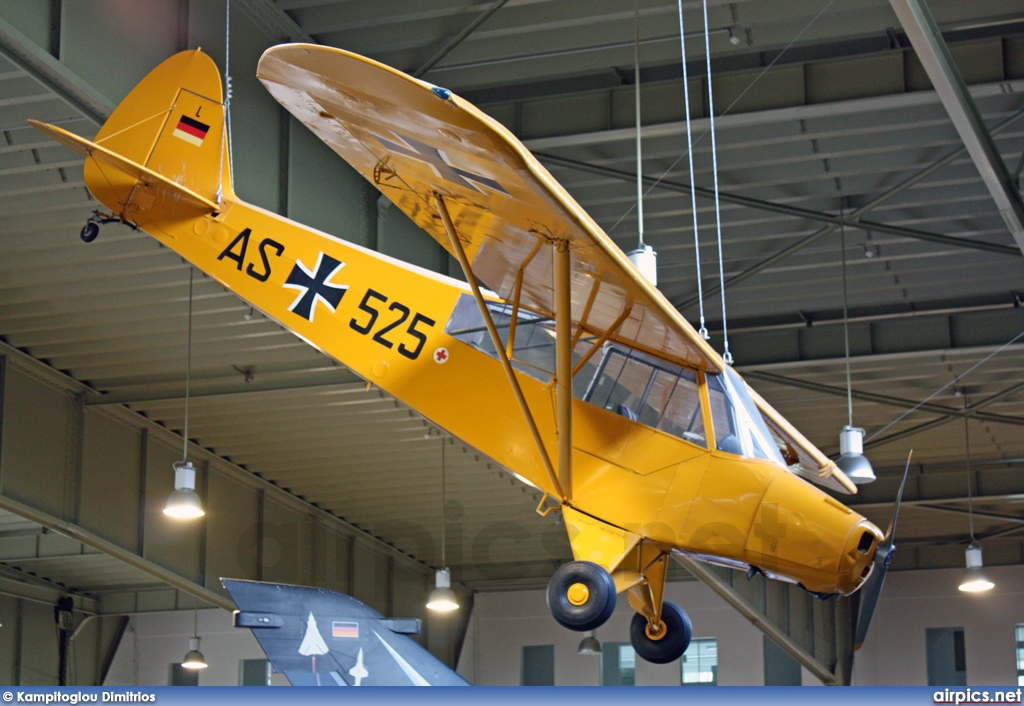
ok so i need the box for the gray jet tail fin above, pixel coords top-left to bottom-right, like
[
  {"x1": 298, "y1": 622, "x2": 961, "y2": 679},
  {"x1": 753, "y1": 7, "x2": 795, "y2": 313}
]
[{"x1": 222, "y1": 578, "x2": 469, "y2": 686}]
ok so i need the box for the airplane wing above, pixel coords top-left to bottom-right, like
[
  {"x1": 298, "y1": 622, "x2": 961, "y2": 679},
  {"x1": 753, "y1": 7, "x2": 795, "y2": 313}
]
[
  {"x1": 256, "y1": 44, "x2": 851, "y2": 493},
  {"x1": 256, "y1": 44, "x2": 722, "y2": 373},
  {"x1": 222, "y1": 578, "x2": 469, "y2": 686}
]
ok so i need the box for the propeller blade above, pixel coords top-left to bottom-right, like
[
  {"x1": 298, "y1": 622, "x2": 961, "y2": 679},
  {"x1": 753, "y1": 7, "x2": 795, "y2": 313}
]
[
  {"x1": 853, "y1": 450, "x2": 913, "y2": 650},
  {"x1": 884, "y1": 449, "x2": 913, "y2": 545}
]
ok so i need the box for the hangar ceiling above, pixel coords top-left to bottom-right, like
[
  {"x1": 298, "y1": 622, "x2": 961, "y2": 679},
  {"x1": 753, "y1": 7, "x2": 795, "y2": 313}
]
[{"x1": 0, "y1": 0, "x2": 1022, "y2": 606}]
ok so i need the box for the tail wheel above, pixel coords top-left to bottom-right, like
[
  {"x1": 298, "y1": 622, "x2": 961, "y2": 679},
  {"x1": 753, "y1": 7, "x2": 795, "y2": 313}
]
[
  {"x1": 629, "y1": 601, "x2": 692, "y2": 664},
  {"x1": 80, "y1": 221, "x2": 100, "y2": 243},
  {"x1": 546, "y1": 561, "x2": 616, "y2": 631}
]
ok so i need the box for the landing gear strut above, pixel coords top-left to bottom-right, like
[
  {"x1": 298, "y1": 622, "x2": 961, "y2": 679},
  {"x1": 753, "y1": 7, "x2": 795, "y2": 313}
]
[{"x1": 79, "y1": 210, "x2": 138, "y2": 243}]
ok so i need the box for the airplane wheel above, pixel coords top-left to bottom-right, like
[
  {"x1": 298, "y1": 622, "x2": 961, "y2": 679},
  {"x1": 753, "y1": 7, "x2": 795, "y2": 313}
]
[
  {"x1": 629, "y1": 601, "x2": 692, "y2": 664},
  {"x1": 80, "y1": 221, "x2": 99, "y2": 243},
  {"x1": 546, "y1": 561, "x2": 616, "y2": 632}
]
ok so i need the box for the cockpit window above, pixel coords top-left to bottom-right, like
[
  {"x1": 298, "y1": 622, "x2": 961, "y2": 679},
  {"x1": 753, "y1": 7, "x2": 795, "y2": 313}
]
[
  {"x1": 445, "y1": 294, "x2": 705, "y2": 447},
  {"x1": 582, "y1": 347, "x2": 705, "y2": 445},
  {"x1": 706, "y1": 369, "x2": 785, "y2": 467}
]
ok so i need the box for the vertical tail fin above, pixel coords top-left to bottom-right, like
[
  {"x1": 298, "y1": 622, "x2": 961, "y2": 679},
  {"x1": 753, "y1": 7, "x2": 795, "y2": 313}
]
[{"x1": 82, "y1": 49, "x2": 231, "y2": 219}]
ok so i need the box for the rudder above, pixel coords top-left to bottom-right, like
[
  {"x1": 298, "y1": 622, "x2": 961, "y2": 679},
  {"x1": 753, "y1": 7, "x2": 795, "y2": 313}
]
[{"x1": 83, "y1": 50, "x2": 231, "y2": 220}]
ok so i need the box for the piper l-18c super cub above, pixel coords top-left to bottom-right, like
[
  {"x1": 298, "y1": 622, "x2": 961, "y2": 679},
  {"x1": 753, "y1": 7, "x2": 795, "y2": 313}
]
[{"x1": 32, "y1": 45, "x2": 900, "y2": 665}]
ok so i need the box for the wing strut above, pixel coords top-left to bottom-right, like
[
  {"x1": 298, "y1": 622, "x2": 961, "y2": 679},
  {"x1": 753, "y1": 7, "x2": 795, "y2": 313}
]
[
  {"x1": 434, "y1": 194, "x2": 566, "y2": 502},
  {"x1": 553, "y1": 240, "x2": 573, "y2": 502}
]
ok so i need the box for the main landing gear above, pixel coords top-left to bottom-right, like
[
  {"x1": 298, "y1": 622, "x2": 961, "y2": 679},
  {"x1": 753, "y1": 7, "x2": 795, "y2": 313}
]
[
  {"x1": 546, "y1": 561, "x2": 617, "y2": 631},
  {"x1": 629, "y1": 601, "x2": 692, "y2": 664},
  {"x1": 546, "y1": 559, "x2": 693, "y2": 664}
]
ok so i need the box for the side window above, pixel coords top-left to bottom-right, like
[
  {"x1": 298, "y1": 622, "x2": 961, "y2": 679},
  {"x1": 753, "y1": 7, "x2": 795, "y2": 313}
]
[
  {"x1": 584, "y1": 349, "x2": 706, "y2": 447},
  {"x1": 653, "y1": 369, "x2": 705, "y2": 445},
  {"x1": 588, "y1": 351, "x2": 648, "y2": 418},
  {"x1": 706, "y1": 373, "x2": 740, "y2": 454},
  {"x1": 444, "y1": 294, "x2": 707, "y2": 448}
]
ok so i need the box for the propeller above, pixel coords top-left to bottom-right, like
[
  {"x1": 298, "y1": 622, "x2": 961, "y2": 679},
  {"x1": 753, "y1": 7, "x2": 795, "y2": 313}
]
[{"x1": 853, "y1": 450, "x2": 913, "y2": 650}]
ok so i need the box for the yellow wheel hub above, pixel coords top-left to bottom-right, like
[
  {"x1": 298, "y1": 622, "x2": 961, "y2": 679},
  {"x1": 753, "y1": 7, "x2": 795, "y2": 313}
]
[
  {"x1": 566, "y1": 582, "x2": 590, "y2": 606},
  {"x1": 645, "y1": 619, "x2": 667, "y2": 641}
]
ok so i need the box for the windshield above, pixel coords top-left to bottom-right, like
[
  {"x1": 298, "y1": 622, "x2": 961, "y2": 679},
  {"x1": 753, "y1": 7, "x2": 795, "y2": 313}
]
[{"x1": 706, "y1": 368, "x2": 786, "y2": 467}]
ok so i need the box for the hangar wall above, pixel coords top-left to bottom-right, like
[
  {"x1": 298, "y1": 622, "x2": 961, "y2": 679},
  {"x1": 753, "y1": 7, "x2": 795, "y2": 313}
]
[
  {"x1": 457, "y1": 565, "x2": 1024, "y2": 686},
  {"x1": 103, "y1": 609, "x2": 289, "y2": 687},
  {"x1": 0, "y1": 343, "x2": 467, "y2": 684},
  {"x1": 0, "y1": 0, "x2": 467, "y2": 686}
]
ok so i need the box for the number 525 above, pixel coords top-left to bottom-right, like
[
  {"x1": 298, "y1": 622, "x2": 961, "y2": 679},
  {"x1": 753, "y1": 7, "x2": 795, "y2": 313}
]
[{"x1": 349, "y1": 288, "x2": 435, "y2": 360}]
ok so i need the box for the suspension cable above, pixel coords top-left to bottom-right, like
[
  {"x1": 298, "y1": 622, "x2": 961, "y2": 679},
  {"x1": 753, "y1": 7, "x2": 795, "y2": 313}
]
[
  {"x1": 634, "y1": 0, "x2": 645, "y2": 251},
  {"x1": 224, "y1": 0, "x2": 235, "y2": 189},
  {"x1": 840, "y1": 199, "x2": 853, "y2": 427},
  {"x1": 702, "y1": 0, "x2": 731, "y2": 364},
  {"x1": 183, "y1": 267, "x2": 193, "y2": 462},
  {"x1": 964, "y1": 398, "x2": 975, "y2": 541},
  {"x1": 677, "y1": 0, "x2": 708, "y2": 339},
  {"x1": 440, "y1": 435, "x2": 447, "y2": 567}
]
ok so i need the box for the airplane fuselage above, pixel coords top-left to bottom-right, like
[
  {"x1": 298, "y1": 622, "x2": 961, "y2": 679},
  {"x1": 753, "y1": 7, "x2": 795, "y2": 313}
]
[{"x1": 140, "y1": 196, "x2": 877, "y2": 596}]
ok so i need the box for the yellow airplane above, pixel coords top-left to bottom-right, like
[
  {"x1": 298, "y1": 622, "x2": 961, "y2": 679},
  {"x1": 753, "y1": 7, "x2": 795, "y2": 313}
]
[{"x1": 32, "y1": 46, "x2": 896, "y2": 664}]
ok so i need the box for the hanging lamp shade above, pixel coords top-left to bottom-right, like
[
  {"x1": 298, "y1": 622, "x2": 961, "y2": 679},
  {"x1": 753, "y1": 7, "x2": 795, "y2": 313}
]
[
  {"x1": 836, "y1": 426, "x2": 876, "y2": 484},
  {"x1": 577, "y1": 631, "x2": 601, "y2": 655},
  {"x1": 627, "y1": 245, "x2": 658, "y2": 286},
  {"x1": 426, "y1": 568, "x2": 459, "y2": 612},
  {"x1": 958, "y1": 543, "x2": 994, "y2": 593},
  {"x1": 164, "y1": 461, "x2": 205, "y2": 518},
  {"x1": 182, "y1": 637, "x2": 208, "y2": 669}
]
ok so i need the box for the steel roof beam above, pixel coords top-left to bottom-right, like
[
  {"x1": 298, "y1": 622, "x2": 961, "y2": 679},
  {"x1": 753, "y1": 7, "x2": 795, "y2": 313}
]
[
  {"x1": 235, "y1": 0, "x2": 315, "y2": 43},
  {"x1": 889, "y1": 0, "x2": 1024, "y2": 255},
  {"x1": 743, "y1": 371, "x2": 1024, "y2": 429},
  {"x1": 413, "y1": 0, "x2": 509, "y2": 78},
  {"x1": 671, "y1": 104, "x2": 1024, "y2": 310},
  {"x1": 0, "y1": 16, "x2": 112, "y2": 126},
  {"x1": 85, "y1": 368, "x2": 363, "y2": 406},
  {"x1": 537, "y1": 152, "x2": 1021, "y2": 259}
]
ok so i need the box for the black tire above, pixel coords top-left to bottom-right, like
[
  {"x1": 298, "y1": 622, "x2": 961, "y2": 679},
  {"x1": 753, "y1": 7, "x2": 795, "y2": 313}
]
[
  {"x1": 546, "y1": 561, "x2": 616, "y2": 632},
  {"x1": 629, "y1": 601, "x2": 692, "y2": 664},
  {"x1": 80, "y1": 221, "x2": 99, "y2": 243}
]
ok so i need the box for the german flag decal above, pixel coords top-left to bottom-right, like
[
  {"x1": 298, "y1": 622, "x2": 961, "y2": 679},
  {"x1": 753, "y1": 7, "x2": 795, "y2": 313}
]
[{"x1": 172, "y1": 115, "x2": 210, "y2": 147}]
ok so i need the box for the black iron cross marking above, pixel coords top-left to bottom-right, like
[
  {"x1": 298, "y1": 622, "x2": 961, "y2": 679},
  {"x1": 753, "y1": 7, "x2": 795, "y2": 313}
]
[
  {"x1": 283, "y1": 252, "x2": 349, "y2": 322},
  {"x1": 374, "y1": 132, "x2": 508, "y2": 195}
]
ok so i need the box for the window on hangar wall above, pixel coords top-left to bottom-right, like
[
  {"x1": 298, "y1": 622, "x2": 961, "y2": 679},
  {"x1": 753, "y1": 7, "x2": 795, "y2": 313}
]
[
  {"x1": 1016, "y1": 624, "x2": 1024, "y2": 686},
  {"x1": 601, "y1": 643, "x2": 636, "y2": 686},
  {"x1": 521, "y1": 644, "x2": 555, "y2": 686},
  {"x1": 682, "y1": 638, "x2": 718, "y2": 685}
]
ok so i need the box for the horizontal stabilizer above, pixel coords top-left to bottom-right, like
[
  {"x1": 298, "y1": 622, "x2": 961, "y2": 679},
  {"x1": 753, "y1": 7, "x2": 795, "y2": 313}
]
[{"x1": 28, "y1": 119, "x2": 219, "y2": 217}]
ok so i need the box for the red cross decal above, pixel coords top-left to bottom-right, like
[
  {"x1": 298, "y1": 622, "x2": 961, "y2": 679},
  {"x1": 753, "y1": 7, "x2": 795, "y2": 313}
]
[{"x1": 433, "y1": 348, "x2": 449, "y2": 364}]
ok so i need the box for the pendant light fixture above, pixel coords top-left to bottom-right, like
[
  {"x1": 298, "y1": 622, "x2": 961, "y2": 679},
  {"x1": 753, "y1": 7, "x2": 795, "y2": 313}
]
[
  {"x1": 181, "y1": 602, "x2": 208, "y2": 670},
  {"x1": 577, "y1": 630, "x2": 602, "y2": 656},
  {"x1": 834, "y1": 201, "x2": 875, "y2": 484},
  {"x1": 958, "y1": 407, "x2": 994, "y2": 593},
  {"x1": 427, "y1": 436, "x2": 459, "y2": 612},
  {"x1": 165, "y1": 268, "x2": 205, "y2": 519}
]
